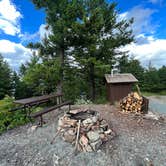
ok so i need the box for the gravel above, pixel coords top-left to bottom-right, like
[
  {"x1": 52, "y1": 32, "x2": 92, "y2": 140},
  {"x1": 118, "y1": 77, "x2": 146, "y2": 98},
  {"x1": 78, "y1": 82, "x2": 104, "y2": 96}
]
[{"x1": 0, "y1": 105, "x2": 166, "y2": 166}]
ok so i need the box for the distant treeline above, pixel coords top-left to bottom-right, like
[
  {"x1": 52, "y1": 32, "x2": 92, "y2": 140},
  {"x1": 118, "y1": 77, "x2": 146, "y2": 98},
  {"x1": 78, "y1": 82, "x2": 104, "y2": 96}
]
[
  {"x1": 0, "y1": 0, "x2": 165, "y2": 102},
  {"x1": 0, "y1": 54, "x2": 165, "y2": 102}
]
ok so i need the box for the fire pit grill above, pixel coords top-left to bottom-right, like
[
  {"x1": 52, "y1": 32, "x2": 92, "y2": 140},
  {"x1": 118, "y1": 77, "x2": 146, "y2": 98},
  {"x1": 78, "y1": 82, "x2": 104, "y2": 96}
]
[{"x1": 57, "y1": 108, "x2": 115, "y2": 152}]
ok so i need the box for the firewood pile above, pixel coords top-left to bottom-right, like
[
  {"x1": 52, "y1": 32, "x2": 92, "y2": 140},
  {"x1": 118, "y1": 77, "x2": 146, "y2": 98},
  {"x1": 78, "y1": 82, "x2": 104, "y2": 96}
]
[
  {"x1": 120, "y1": 92, "x2": 145, "y2": 113},
  {"x1": 57, "y1": 108, "x2": 115, "y2": 152}
]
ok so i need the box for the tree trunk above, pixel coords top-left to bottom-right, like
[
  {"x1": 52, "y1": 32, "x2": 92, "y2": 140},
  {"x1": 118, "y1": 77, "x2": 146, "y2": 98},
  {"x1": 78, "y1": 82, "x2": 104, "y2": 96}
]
[
  {"x1": 57, "y1": 48, "x2": 64, "y2": 94},
  {"x1": 89, "y1": 63, "x2": 95, "y2": 101}
]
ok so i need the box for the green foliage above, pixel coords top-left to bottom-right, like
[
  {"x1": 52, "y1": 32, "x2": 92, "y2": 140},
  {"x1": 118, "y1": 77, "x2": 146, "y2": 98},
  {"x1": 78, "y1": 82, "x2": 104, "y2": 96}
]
[
  {"x1": 118, "y1": 55, "x2": 166, "y2": 94},
  {"x1": 0, "y1": 55, "x2": 12, "y2": 99},
  {"x1": 71, "y1": 0, "x2": 133, "y2": 100},
  {"x1": 0, "y1": 96, "x2": 30, "y2": 134},
  {"x1": 75, "y1": 98, "x2": 92, "y2": 105},
  {"x1": 30, "y1": 0, "x2": 134, "y2": 101}
]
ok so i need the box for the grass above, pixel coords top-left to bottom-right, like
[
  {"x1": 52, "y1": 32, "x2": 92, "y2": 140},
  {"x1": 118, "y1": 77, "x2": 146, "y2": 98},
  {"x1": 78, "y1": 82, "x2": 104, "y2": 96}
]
[{"x1": 142, "y1": 91, "x2": 166, "y2": 96}]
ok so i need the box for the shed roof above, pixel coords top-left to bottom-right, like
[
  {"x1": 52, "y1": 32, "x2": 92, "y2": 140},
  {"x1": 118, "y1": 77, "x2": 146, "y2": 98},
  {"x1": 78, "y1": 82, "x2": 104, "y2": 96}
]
[{"x1": 105, "y1": 73, "x2": 138, "y2": 84}]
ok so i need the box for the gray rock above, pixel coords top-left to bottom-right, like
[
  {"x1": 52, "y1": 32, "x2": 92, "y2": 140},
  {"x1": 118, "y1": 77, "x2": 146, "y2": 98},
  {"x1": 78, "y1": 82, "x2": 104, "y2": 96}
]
[
  {"x1": 87, "y1": 131, "x2": 100, "y2": 142},
  {"x1": 82, "y1": 118, "x2": 93, "y2": 125},
  {"x1": 90, "y1": 139, "x2": 102, "y2": 151}
]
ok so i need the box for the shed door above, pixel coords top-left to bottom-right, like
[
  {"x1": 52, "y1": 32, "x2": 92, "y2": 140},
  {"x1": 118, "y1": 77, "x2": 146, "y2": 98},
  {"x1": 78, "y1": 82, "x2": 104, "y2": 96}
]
[{"x1": 110, "y1": 83, "x2": 132, "y2": 104}]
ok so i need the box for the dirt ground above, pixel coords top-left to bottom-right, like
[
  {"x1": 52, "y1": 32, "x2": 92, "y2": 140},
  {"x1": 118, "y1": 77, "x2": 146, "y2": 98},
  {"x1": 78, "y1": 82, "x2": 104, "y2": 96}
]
[{"x1": 0, "y1": 104, "x2": 166, "y2": 166}]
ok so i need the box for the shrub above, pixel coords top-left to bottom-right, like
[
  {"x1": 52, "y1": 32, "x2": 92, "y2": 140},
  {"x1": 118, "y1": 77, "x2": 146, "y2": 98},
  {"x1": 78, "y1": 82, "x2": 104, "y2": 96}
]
[{"x1": 0, "y1": 96, "x2": 30, "y2": 134}]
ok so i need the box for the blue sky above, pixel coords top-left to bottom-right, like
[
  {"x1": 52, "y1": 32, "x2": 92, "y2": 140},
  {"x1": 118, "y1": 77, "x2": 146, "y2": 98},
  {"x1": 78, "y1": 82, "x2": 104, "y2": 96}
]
[{"x1": 0, "y1": 0, "x2": 166, "y2": 71}]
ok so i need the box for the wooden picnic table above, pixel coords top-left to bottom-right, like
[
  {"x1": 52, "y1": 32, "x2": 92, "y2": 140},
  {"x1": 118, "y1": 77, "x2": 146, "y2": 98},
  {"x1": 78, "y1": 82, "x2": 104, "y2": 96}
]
[
  {"x1": 14, "y1": 93, "x2": 62, "y2": 106},
  {"x1": 12, "y1": 93, "x2": 63, "y2": 116},
  {"x1": 11, "y1": 93, "x2": 73, "y2": 126}
]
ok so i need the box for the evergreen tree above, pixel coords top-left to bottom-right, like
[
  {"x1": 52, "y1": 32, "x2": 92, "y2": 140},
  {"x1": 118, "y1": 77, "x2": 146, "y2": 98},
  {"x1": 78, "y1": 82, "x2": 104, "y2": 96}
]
[
  {"x1": 0, "y1": 54, "x2": 12, "y2": 99},
  {"x1": 72, "y1": 1, "x2": 134, "y2": 100},
  {"x1": 31, "y1": 0, "x2": 83, "y2": 94}
]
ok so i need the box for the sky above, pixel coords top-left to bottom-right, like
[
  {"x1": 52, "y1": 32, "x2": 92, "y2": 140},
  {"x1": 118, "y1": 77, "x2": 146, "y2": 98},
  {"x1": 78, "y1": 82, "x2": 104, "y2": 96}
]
[{"x1": 0, "y1": 0, "x2": 166, "y2": 71}]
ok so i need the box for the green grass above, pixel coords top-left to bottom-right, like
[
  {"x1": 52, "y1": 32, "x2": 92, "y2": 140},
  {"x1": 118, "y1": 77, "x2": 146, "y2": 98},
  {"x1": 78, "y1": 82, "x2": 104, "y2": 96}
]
[{"x1": 142, "y1": 91, "x2": 166, "y2": 96}]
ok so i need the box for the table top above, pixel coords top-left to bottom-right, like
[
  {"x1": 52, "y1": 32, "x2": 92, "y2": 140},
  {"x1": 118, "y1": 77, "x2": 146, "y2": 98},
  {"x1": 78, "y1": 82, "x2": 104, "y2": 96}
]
[{"x1": 14, "y1": 93, "x2": 62, "y2": 105}]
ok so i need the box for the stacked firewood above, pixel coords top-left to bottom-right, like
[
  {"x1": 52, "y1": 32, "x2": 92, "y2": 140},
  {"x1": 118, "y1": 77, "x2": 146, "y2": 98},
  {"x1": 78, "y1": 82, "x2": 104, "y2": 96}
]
[
  {"x1": 120, "y1": 92, "x2": 144, "y2": 113},
  {"x1": 57, "y1": 108, "x2": 114, "y2": 152}
]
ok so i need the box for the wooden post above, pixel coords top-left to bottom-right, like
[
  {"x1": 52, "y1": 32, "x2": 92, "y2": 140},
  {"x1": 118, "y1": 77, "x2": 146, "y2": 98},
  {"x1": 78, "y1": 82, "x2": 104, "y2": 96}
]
[
  {"x1": 69, "y1": 104, "x2": 71, "y2": 111},
  {"x1": 75, "y1": 120, "x2": 81, "y2": 151},
  {"x1": 40, "y1": 116, "x2": 43, "y2": 127}
]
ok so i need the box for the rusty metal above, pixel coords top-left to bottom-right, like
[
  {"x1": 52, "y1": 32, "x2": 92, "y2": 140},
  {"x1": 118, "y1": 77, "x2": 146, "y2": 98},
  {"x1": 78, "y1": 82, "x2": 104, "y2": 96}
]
[{"x1": 141, "y1": 96, "x2": 149, "y2": 114}]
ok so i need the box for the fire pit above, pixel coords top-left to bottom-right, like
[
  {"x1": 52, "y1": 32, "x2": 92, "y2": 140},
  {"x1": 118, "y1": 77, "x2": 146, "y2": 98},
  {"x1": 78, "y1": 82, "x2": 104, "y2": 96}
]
[{"x1": 57, "y1": 108, "x2": 115, "y2": 152}]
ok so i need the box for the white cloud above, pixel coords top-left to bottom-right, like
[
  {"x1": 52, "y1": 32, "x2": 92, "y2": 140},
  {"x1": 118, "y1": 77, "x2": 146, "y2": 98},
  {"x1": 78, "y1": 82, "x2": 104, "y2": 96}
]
[
  {"x1": 39, "y1": 24, "x2": 52, "y2": 40},
  {"x1": 19, "y1": 32, "x2": 39, "y2": 43},
  {"x1": 119, "y1": 6, "x2": 156, "y2": 35},
  {"x1": 19, "y1": 24, "x2": 52, "y2": 43},
  {"x1": 121, "y1": 35, "x2": 166, "y2": 68},
  {"x1": 0, "y1": 0, "x2": 22, "y2": 36},
  {"x1": 119, "y1": 6, "x2": 166, "y2": 68},
  {"x1": 0, "y1": 40, "x2": 32, "y2": 71}
]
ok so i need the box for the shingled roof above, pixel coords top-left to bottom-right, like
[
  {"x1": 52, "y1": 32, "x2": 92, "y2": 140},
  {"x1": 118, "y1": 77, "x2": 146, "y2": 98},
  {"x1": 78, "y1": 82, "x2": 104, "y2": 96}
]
[{"x1": 105, "y1": 73, "x2": 138, "y2": 84}]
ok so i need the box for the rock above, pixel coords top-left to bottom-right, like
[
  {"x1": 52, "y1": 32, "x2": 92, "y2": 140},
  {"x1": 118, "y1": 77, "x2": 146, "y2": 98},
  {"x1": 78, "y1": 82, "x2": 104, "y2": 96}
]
[
  {"x1": 82, "y1": 118, "x2": 93, "y2": 125},
  {"x1": 80, "y1": 135, "x2": 89, "y2": 146},
  {"x1": 58, "y1": 117, "x2": 77, "y2": 128},
  {"x1": 104, "y1": 129, "x2": 112, "y2": 135},
  {"x1": 53, "y1": 154, "x2": 60, "y2": 165},
  {"x1": 91, "y1": 116, "x2": 98, "y2": 123},
  {"x1": 100, "y1": 134, "x2": 105, "y2": 139},
  {"x1": 144, "y1": 112, "x2": 159, "y2": 120},
  {"x1": 63, "y1": 129, "x2": 76, "y2": 143},
  {"x1": 67, "y1": 128, "x2": 76, "y2": 135},
  {"x1": 84, "y1": 145, "x2": 93, "y2": 152},
  {"x1": 27, "y1": 125, "x2": 38, "y2": 133},
  {"x1": 100, "y1": 119, "x2": 108, "y2": 130},
  {"x1": 87, "y1": 131, "x2": 100, "y2": 142},
  {"x1": 91, "y1": 125, "x2": 100, "y2": 131},
  {"x1": 90, "y1": 139, "x2": 102, "y2": 151}
]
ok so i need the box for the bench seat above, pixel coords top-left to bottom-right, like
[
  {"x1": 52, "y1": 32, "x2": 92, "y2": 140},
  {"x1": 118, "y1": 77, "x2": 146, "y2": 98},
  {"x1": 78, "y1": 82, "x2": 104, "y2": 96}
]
[{"x1": 30, "y1": 100, "x2": 72, "y2": 126}]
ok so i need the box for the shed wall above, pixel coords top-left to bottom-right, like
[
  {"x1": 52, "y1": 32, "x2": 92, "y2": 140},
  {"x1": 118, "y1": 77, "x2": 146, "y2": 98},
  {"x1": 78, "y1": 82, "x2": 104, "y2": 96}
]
[{"x1": 108, "y1": 83, "x2": 133, "y2": 104}]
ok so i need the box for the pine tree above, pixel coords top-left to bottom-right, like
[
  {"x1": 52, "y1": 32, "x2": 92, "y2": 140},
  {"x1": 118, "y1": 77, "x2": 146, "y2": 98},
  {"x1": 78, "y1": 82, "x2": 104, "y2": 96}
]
[
  {"x1": 0, "y1": 54, "x2": 12, "y2": 99},
  {"x1": 72, "y1": 0, "x2": 134, "y2": 100},
  {"x1": 31, "y1": 0, "x2": 83, "y2": 94}
]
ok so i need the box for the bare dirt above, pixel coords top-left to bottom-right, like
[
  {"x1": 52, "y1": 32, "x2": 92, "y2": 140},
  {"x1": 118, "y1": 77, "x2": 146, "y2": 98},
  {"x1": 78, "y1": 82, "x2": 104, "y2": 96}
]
[{"x1": 0, "y1": 104, "x2": 166, "y2": 166}]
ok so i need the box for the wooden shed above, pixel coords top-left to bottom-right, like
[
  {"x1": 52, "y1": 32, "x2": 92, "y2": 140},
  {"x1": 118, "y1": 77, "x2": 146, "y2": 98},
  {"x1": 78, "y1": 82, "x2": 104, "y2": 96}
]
[{"x1": 105, "y1": 73, "x2": 138, "y2": 104}]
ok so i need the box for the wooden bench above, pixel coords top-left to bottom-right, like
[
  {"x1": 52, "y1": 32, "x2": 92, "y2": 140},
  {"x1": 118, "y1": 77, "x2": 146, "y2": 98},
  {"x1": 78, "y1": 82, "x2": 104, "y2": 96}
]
[{"x1": 30, "y1": 100, "x2": 72, "y2": 126}]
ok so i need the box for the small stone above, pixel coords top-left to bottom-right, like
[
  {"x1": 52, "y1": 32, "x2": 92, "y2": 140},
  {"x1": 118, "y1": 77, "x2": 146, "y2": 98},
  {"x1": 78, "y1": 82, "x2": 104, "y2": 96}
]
[
  {"x1": 83, "y1": 118, "x2": 93, "y2": 125},
  {"x1": 87, "y1": 131, "x2": 100, "y2": 142},
  {"x1": 53, "y1": 154, "x2": 60, "y2": 165},
  {"x1": 90, "y1": 139, "x2": 102, "y2": 151},
  {"x1": 85, "y1": 145, "x2": 93, "y2": 152},
  {"x1": 144, "y1": 112, "x2": 159, "y2": 120},
  {"x1": 27, "y1": 125, "x2": 38, "y2": 133},
  {"x1": 91, "y1": 125, "x2": 100, "y2": 130},
  {"x1": 91, "y1": 116, "x2": 98, "y2": 123},
  {"x1": 104, "y1": 129, "x2": 112, "y2": 135},
  {"x1": 67, "y1": 128, "x2": 76, "y2": 135},
  {"x1": 63, "y1": 130, "x2": 76, "y2": 143},
  {"x1": 99, "y1": 133, "x2": 106, "y2": 140},
  {"x1": 80, "y1": 135, "x2": 89, "y2": 146}
]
